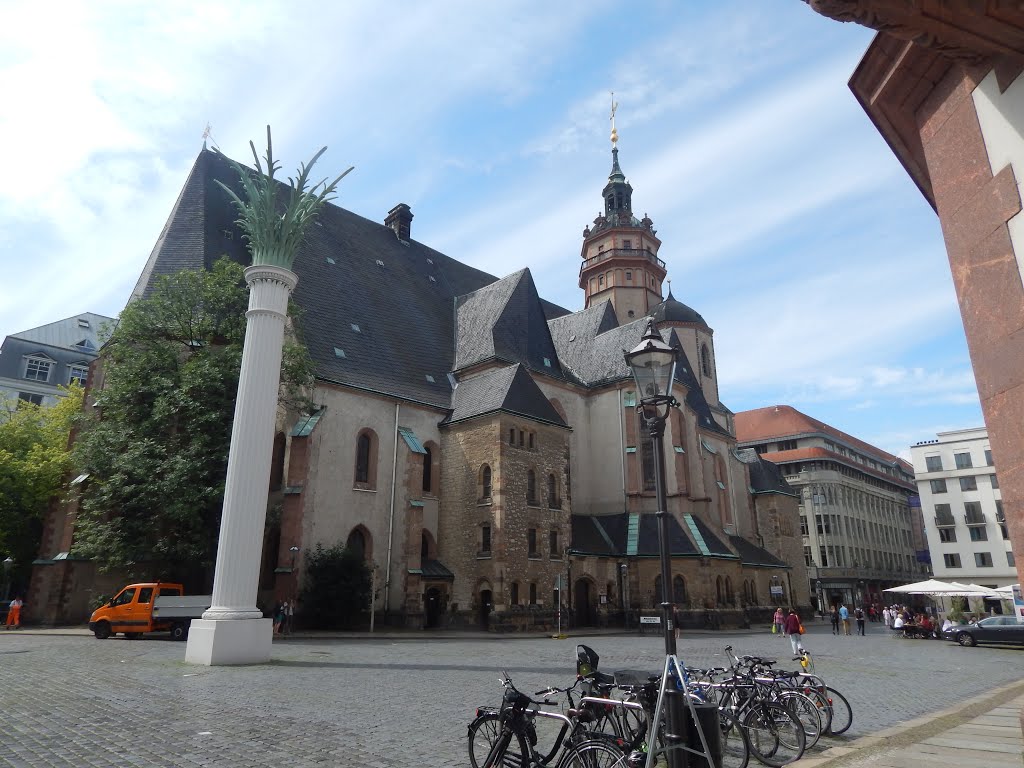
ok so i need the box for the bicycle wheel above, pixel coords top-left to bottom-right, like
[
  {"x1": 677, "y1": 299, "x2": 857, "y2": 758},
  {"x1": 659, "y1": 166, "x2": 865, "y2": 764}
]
[
  {"x1": 740, "y1": 702, "x2": 806, "y2": 767},
  {"x1": 824, "y1": 687, "x2": 852, "y2": 736},
  {"x1": 557, "y1": 737, "x2": 629, "y2": 768},
  {"x1": 798, "y1": 685, "x2": 832, "y2": 736},
  {"x1": 719, "y1": 710, "x2": 750, "y2": 768},
  {"x1": 777, "y1": 691, "x2": 821, "y2": 750},
  {"x1": 469, "y1": 714, "x2": 529, "y2": 768}
]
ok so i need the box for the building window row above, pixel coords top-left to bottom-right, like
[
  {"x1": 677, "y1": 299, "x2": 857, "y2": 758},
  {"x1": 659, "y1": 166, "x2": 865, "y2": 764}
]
[{"x1": 508, "y1": 427, "x2": 537, "y2": 450}]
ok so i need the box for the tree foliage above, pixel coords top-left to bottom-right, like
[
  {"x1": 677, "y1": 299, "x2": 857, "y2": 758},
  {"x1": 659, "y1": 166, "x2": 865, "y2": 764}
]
[
  {"x1": 297, "y1": 543, "x2": 372, "y2": 629},
  {"x1": 0, "y1": 387, "x2": 82, "y2": 587},
  {"x1": 71, "y1": 258, "x2": 314, "y2": 584}
]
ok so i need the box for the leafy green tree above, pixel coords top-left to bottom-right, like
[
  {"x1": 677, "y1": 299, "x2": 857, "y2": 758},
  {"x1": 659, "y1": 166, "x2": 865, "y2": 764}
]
[
  {"x1": 71, "y1": 258, "x2": 314, "y2": 585},
  {"x1": 297, "y1": 543, "x2": 372, "y2": 629},
  {"x1": 0, "y1": 386, "x2": 82, "y2": 590}
]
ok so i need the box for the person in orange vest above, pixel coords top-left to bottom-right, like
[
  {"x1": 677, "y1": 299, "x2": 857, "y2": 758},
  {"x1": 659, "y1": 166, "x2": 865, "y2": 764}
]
[{"x1": 5, "y1": 596, "x2": 23, "y2": 629}]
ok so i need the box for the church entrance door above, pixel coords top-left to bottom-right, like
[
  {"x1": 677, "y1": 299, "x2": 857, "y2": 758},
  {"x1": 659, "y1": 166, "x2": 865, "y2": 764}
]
[
  {"x1": 574, "y1": 579, "x2": 594, "y2": 627},
  {"x1": 424, "y1": 587, "x2": 442, "y2": 629},
  {"x1": 479, "y1": 589, "x2": 492, "y2": 629}
]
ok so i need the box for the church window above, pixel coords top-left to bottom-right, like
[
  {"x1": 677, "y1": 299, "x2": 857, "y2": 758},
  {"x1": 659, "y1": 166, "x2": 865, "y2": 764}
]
[
  {"x1": 346, "y1": 526, "x2": 371, "y2": 561},
  {"x1": 529, "y1": 583, "x2": 537, "y2": 604},
  {"x1": 641, "y1": 439, "x2": 656, "y2": 492},
  {"x1": 550, "y1": 530, "x2": 559, "y2": 556},
  {"x1": 509, "y1": 428, "x2": 515, "y2": 445},
  {"x1": 547, "y1": 474, "x2": 558, "y2": 508},
  {"x1": 510, "y1": 581, "x2": 519, "y2": 605},
  {"x1": 673, "y1": 575, "x2": 687, "y2": 604},
  {"x1": 700, "y1": 344, "x2": 712, "y2": 377},
  {"x1": 480, "y1": 464, "x2": 492, "y2": 500},
  {"x1": 529, "y1": 432, "x2": 535, "y2": 449},
  {"x1": 598, "y1": 275, "x2": 604, "y2": 288},
  {"x1": 481, "y1": 524, "x2": 491, "y2": 554},
  {"x1": 422, "y1": 445, "x2": 433, "y2": 493},
  {"x1": 527, "y1": 470, "x2": 538, "y2": 505},
  {"x1": 354, "y1": 430, "x2": 379, "y2": 488},
  {"x1": 519, "y1": 430, "x2": 524, "y2": 447},
  {"x1": 528, "y1": 528, "x2": 538, "y2": 557},
  {"x1": 625, "y1": 270, "x2": 632, "y2": 281},
  {"x1": 623, "y1": 239, "x2": 632, "y2": 250},
  {"x1": 270, "y1": 432, "x2": 286, "y2": 491}
]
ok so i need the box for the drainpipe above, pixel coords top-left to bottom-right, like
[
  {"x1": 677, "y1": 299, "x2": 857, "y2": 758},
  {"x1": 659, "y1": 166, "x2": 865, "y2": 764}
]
[
  {"x1": 618, "y1": 388, "x2": 627, "y2": 509},
  {"x1": 383, "y1": 402, "x2": 400, "y2": 613}
]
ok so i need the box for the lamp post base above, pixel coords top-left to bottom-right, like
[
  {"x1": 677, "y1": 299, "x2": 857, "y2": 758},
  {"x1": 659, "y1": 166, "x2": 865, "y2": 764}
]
[{"x1": 184, "y1": 618, "x2": 273, "y2": 666}]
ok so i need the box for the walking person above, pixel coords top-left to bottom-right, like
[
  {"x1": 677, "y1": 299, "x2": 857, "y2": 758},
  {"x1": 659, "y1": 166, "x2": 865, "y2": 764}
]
[
  {"x1": 882, "y1": 606, "x2": 891, "y2": 629},
  {"x1": 773, "y1": 606, "x2": 785, "y2": 637},
  {"x1": 272, "y1": 602, "x2": 284, "y2": 635},
  {"x1": 839, "y1": 603, "x2": 851, "y2": 635},
  {"x1": 5, "y1": 596, "x2": 22, "y2": 629},
  {"x1": 829, "y1": 605, "x2": 840, "y2": 635},
  {"x1": 784, "y1": 608, "x2": 804, "y2": 654},
  {"x1": 855, "y1": 606, "x2": 866, "y2": 635},
  {"x1": 285, "y1": 599, "x2": 294, "y2": 635}
]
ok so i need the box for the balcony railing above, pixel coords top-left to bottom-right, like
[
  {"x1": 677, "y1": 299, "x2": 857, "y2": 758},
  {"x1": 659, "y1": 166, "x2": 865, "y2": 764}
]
[{"x1": 580, "y1": 248, "x2": 665, "y2": 275}]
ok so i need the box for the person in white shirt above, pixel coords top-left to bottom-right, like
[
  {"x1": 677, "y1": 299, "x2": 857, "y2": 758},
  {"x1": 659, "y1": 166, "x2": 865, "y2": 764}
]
[
  {"x1": 941, "y1": 617, "x2": 953, "y2": 633},
  {"x1": 893, "y1": 614, "x2": 905, "y2": 629}
]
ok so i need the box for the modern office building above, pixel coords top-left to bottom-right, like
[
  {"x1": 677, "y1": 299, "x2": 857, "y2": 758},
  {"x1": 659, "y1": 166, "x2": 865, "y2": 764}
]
[
  {"x1": 0, "y1": 314, "x2": 112, "y2": 407},
  {"x1": 911, "y1": 428, "x2": 1015, "y2": 587},
  {"x1": 736, "y1": 405, "x2": 925, "y2": 612}
]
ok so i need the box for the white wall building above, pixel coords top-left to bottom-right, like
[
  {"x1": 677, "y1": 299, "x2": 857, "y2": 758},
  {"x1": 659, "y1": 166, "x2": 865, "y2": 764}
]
[{"x1": 911, "y1": 428, "x2": 1015, "y2": 587}]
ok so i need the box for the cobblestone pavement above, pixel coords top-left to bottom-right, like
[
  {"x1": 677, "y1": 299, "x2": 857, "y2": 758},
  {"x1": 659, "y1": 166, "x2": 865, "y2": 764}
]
[{"x1": 1, "y1": 622, "x2": 1021, "y2": 767}]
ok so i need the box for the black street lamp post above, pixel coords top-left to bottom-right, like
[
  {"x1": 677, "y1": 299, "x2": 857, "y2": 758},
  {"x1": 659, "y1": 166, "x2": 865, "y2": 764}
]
[{"x1": 625, "y1": 319, "x2": 686, "y2": 768}]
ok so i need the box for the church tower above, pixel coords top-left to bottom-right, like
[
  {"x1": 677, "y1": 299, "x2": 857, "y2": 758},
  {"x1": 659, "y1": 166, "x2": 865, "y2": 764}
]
[{"x1": 578, "y1": 98, "x2": 667, "y2": 321}]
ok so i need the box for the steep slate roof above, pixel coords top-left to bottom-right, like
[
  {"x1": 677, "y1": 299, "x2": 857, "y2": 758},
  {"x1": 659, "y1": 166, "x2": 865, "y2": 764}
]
[
  {"x1": 443, "y1": 364, "x2": 567, "y2": 427},
  {"x1": 735, "y1": 449, "x2": 797, "y2": 497},
  {"x1": 454, "y1": 269, "x2": 566, "y2": 380},
  {"x1": 13, "y1": 313, "x2": 113, "y2": 349},
  {"x1": 650, "y1": 290, "x2": 708, "y2": 328},
  {"x1": 728, "y1": 535, "x2": 787, "y2": 568},
  {"x1": 571, "y1": 513, "x2": 699, "y2": 557},
  {"x1": 0, "y1": 313, "x2": 114, "y2": 385}
]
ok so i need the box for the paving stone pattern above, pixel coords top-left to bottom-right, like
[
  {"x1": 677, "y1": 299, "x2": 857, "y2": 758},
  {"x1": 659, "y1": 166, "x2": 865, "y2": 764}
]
[{"x1": 0, "y1": 623, "x2": 1020, "y2": 767}]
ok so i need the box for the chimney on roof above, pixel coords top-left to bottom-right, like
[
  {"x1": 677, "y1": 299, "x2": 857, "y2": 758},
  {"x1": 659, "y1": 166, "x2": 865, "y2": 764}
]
[{"x1": 385, "y1": 203, "x2": 413, "y2": 242}]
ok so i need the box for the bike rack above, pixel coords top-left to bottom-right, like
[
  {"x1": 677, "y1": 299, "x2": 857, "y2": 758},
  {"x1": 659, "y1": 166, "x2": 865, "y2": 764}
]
[{"x1": 644, "y1": 653, "x2": 715, "y2": 768}]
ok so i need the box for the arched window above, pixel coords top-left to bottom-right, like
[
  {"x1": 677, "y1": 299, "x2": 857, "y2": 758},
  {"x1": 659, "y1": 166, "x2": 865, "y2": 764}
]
[
  {"x1": 527, "y1": 469, "x2": 537, "y2": 505},
  {"x1": 716, "y1": 576, "x2": 723, "y2": 606},
  {"x1": 354, "y1": 429, "x2": 379, "y2": 488},
  {"x1": 641, "y1": 438, "x2": 656, "y2": 491},
  {"x1": 422, "y1": 445, "x2": 433, "y2": 493},
  {"x1": 480, "y1": 464, "x2": 492, "y2": 500},
  {"x1": 598, "y1": 274, "x2": 605, "y2": 288},
  {"x1": 529, "y1": 583, "x2": 537, "y2": 605},
  {"x1": 673, "y1": 575, "x2": 687, "y2": 605},
  {"x1": 725, "y1": 577, "x2": 734, "y2": 605},
  {"x1": 510, "y1": 582, "x2": 520, "y2": 606},
  {"x1": 347, "y1": 526, "x2": 371, "y2": 561},
  {"x1": 547, "y1": 474, "x2": 558, "y2": 508},
  {"x1": 356, "y1": 434, "x2": 371, "y2": 483},
  {"x1": 654, "y1": 575, "x2": 663, "y2": 607},
  {"x1": 700, "y1": 343, "x2": 712, "y2": 378},
  {"x1": 270, "y1": 431, "x2": 286, "y2": 491},
  {"x1": 420, "y1": 530, "x2": 436, "y2": 560}
]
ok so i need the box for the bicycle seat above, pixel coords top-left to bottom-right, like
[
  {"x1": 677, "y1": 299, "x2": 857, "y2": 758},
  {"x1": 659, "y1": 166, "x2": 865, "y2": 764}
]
[{"x1": 567, "y1": 707, "x2": 597, "y2": 723}]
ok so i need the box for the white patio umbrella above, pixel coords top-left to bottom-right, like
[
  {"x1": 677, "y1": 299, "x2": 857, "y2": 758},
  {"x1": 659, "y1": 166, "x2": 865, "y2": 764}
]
[
  {"x1": 949, "y1": 582, "x2": 1004, "y2": 598},
  {"x1": 884, "y1": 579, "x2": 972, "y2": 595},
  {"x1": 995, "y1": 584, "x2": 1018, "y2": 594}
]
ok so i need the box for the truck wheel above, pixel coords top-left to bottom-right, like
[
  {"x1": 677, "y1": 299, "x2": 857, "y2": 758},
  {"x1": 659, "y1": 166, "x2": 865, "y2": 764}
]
[
  {"x1": 169, "y1": 622, "x2": 188, "y2": 641},
  {"x1": 93, "y1": 622, "x2": 111, "y2": 640}
]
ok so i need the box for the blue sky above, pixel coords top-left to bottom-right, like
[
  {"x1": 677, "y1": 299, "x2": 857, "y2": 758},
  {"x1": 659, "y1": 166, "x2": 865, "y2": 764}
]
[{"x1": 0, "y1": 1, "x2": 983, "y2": 458}]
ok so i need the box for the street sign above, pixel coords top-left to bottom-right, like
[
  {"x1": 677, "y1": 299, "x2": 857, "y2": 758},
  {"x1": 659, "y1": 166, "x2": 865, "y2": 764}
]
[{"x1": 770, "y1": 585, "x2": 784, "y2": 596}]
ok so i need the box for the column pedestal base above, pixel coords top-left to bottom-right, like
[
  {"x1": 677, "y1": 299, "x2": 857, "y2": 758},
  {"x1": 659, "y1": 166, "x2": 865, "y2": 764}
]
[{"x1": 184, "y1": 618, "x2": 273, "y2": 666}]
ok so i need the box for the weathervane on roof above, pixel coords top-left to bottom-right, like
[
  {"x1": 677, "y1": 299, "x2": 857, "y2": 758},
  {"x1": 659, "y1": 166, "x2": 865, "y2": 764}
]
[
  {"x1": 610, "y1": 91, "x2": 618, "y2": 147},
  {"x1": 202, "y1": 123, "x2": 221, "y2": 151}
]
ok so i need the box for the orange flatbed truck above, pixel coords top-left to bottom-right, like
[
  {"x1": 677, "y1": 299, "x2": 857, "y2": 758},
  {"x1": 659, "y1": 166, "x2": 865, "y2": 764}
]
[{"x1": 88, "y1": 582, "x2": 211, "y2": 641}]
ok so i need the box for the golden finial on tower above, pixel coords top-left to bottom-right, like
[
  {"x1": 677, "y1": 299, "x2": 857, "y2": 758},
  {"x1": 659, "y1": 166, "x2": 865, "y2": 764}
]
[{"x1": 610, "y1": 91, "x2": 618, "y2": 147}]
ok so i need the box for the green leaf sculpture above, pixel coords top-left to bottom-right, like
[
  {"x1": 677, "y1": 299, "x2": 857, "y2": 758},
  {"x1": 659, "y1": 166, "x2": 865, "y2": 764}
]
[{"x1": 215, "y1": 125, "x2": 353, "y2": 269}]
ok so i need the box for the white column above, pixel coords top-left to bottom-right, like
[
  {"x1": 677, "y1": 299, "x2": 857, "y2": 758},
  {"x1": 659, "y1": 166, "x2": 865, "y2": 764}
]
[{"x1": 186, "y1": 264, "x2": 297, "y2": 665}]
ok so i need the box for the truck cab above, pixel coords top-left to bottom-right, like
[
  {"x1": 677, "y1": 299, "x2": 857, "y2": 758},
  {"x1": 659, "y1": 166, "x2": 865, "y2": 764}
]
[{"x1": 89, "y1": 582, "x2": 183, "y2": 640}]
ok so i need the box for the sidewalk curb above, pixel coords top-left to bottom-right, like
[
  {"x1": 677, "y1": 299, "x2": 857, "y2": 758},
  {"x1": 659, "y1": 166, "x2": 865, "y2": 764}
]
[{"x1": 798, "y1": 677, "x2": 1024, "y2": 767}]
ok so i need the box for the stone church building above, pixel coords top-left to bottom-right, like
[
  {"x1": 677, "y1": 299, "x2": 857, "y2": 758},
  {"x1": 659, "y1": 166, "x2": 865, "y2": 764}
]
[{"x1": 31, "y1": 138, "x2": 808, "y2": 629}]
